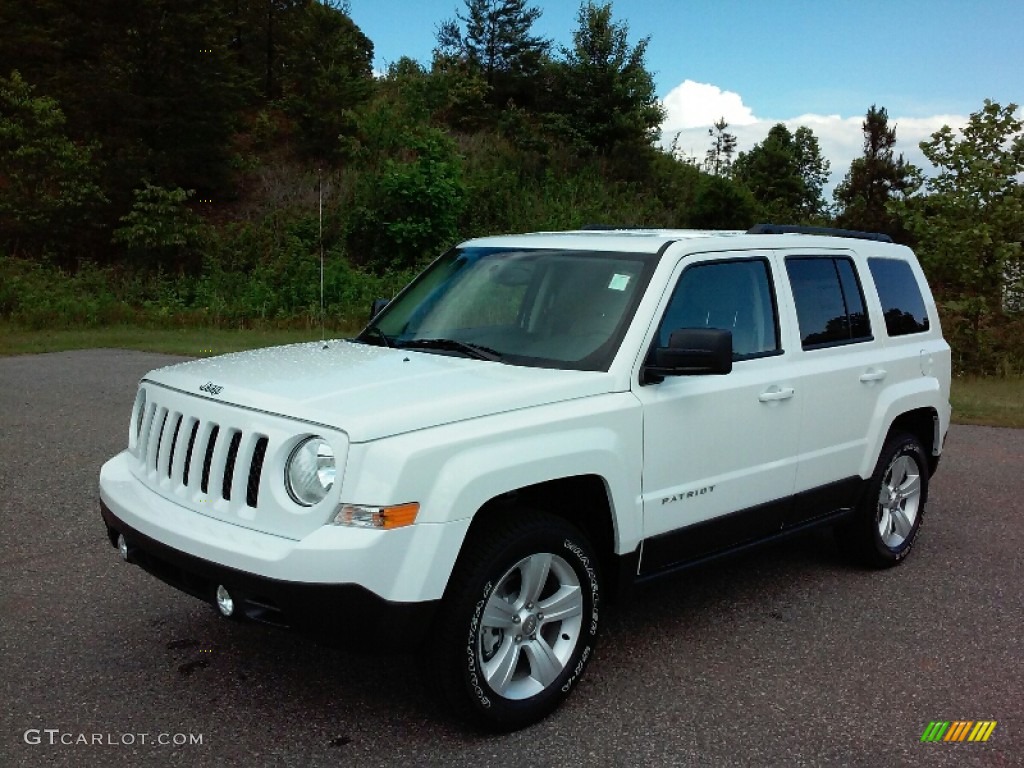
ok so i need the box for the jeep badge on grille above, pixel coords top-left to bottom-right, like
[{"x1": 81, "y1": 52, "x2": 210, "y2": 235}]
[{"x1": 199, "y1": 381, "x2": 223, "y2": 395}]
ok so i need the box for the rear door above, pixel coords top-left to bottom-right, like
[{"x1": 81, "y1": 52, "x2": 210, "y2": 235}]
[{"x1": 777, "y1": 249, "x2": 885, "y2": 525}]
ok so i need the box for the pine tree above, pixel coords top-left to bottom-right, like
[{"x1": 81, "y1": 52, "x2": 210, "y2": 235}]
[
  {"x1": 834, "y1": 105, "x2": 918, "y2": 237},
  {"x1": 704, "y1": 117, "x2": 737, "y2": 176},
  {"x1": 435, "y1": 0, "x2": 549, "y2": 109},
  {"x1": 553, "y1": 1, "x2": 664, "y2": 155}
]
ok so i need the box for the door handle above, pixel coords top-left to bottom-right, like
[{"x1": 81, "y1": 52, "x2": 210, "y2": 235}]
[
  {"x1": 758, "y1": 386, "x2": 795, "y2": 402},
  {"x1": 859, "y1": 368, "x2": 888, "y2": 383}
]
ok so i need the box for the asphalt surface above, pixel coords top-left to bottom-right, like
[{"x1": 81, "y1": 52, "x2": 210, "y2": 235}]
[{"x1": 1, "y1": 349, "x2": 1021, "y2": 768}]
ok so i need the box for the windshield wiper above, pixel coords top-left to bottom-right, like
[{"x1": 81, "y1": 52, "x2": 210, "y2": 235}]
[
  {"x1": 398, "y1": 338, "x2": 503, "y2": 362},
  {"x1": 356, "y1": 325, "x2": 393, "y2": 348}
]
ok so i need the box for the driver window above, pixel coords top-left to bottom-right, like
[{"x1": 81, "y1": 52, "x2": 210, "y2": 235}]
[{"x1": 657, "y1": 259, "x2": 780, "y2": 359}]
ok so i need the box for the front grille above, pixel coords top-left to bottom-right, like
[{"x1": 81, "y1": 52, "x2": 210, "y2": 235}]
[{"x1": 135, "y1": 397, "x2": 268, "y2": 510}]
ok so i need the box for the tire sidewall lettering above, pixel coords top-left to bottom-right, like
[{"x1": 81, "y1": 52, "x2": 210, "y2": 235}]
[
  {"x1": 465, "y1": 580, "x2": 493, "y2": 709},
  {"x1": 563, "y1": 538, "x2": 599, "y2": 636}
]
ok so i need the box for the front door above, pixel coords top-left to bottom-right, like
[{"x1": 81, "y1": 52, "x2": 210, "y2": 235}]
[{"x1": 634, "y1": 253, "x2": 801, "y2": 573}]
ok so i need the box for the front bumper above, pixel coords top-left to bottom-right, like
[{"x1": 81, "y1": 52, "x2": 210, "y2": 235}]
[
  {"x1": 102, "y1": 501, "x2": 436, "y2": 649},
  {"x1": 99, "y1": 452, "x2": 471, "y2": 648}
]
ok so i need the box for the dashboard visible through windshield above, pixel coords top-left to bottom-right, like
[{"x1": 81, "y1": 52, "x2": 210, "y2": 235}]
[{"x1": 357, "y1": 247, "x2": 657, "y2": 371}]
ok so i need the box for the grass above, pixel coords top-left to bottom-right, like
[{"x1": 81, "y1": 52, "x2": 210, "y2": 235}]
[
  {"x1": 950, "y1": 376, "x2": 1024, "y2": 429},
  {"x1": 2, "y1": 324, "x2": 1022, "y2": 429},
  {"x1": 0, "y1": 323, "x2": 361, "y2": 357}
]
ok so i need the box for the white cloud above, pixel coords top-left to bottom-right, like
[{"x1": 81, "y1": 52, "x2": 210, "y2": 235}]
[
  {"x1": 662, "y1": 80, "x2": 758, "y2": 131},
  {"x1": 660, "y1": 81, "x2": 968, "y2": 199}
]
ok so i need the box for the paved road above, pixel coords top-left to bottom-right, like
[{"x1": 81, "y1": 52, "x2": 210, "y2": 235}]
[{"x1": 1, "y1": 350, "x2": 1021, "y2": 768}]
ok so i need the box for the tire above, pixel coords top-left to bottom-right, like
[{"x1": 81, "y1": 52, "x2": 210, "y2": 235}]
[
  {"x1": 429, "y1": 509, "x2": 601, "y2": 731},
  {"x1": 838, "y1": 432, "x2": 929, "y2": 568}
]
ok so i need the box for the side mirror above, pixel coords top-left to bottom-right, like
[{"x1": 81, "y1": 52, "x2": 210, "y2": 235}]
[
  {"x1": 644, "y1": 328, "x2": 733, "y2": 381},
  {"x1": 369, "y1": 298, "x2": 390, "y2": 321}
]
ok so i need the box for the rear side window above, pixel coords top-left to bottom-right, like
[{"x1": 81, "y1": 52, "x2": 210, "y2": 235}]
[
  {"x1": 786, "y1": 257, "x2": 872, "y2": 349},
  {"x1": 868, "y1": 258, "x2": 930, "y2": 336}
]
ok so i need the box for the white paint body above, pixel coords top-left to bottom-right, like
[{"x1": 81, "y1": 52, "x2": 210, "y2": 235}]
[{"x1": 99, "y1": 230, "x2": 952, "y2": 603}]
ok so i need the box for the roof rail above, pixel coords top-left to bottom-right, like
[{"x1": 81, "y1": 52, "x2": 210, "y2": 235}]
[{"x1": 747, "y1": 223, "x2": 893, "y2": 243}]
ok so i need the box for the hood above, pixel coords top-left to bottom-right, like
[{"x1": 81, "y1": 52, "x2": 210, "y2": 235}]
[{"x1": 144, "y1": 340, "x2": 615, "y2": 442}]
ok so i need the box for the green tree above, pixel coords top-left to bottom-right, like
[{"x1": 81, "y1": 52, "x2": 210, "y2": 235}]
[
  {"x1": 114, "y1": 1, "x2": 249, "y2": 192},
  {"x1": 552, "y1": 1, "x2": 664, "y2": 156},
  {"x1": 0, "y1": 2, "x2": 69, "y2": 95},
  {"x1": 230, "y1": 0, "x2": 309, "y2": 100},
  {"x1": 348, "y1": 128, "x2": 467, "y2": 271},
  {"x1": 280, "y1": 1, "x2": 374, "y2": 159},
  {"x1": 792, "y1": 126, "x2": 830, "y2": 219},
  {"x1": 3, "y1": 1, "x2": 250, "y2": 198},
  {"x1": 732, "y1": 123, "x2": 829, "y2": 222},
  {"x1": 690, "y1": 173, "x2": 759, "y2": 229},
  {"x1": 435, "y1": 0, "x2": 550, "y2": 110},
  {"x1": 0, "y1": 71, "x2": 107, "y2": 258},
  {"x1": 834, "y1": 105, "x2": 919, "y2": 237},
  {"x1": 895, "y1": 100, "x2": 1023, "y2": 372},
  {"x1": 704, "y1": 117, "x2": 737, "y2": 177},
  {"x1": 112, "y1": 182, "x2": 205, "y2": 272}
]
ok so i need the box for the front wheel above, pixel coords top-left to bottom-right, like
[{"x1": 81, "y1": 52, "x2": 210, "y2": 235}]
[
  {"x1": 429, "y1": 510, "x2": 601, "y2": 731},
  {"x1": 838, "y1": 432, "x2": 929, "y2": 568}
]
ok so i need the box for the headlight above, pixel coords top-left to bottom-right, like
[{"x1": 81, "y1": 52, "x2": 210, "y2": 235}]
[{"x1": 285, "y1": 437, "x2": 335, "y2": 506}]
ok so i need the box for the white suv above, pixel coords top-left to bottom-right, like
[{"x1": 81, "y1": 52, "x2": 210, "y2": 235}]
[{"x1": 99, "y1": 225, "x2": 951, "y2": 730}]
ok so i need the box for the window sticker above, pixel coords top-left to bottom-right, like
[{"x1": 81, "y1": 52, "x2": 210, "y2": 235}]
[{"x1": 608, "y1": 273, "x2": 631, "y2": 291}]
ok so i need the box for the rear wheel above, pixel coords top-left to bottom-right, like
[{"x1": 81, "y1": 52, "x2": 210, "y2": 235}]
[
  {"x1": 839, "y1": 432, "x2": 928, "y2": 567},
  {"x1": 429, "y1": 510, "x2": 601, "y2": 731}
]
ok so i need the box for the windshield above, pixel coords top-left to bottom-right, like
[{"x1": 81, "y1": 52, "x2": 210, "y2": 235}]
[{"x1": 357, "y1": 247, "x2": 657, "y2": 371}]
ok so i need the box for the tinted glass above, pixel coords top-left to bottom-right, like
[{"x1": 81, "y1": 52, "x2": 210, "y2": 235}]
[
  {"x1": 835, "y1": 258, "x2": 871, "y2": 339},
  {"x1": 658, "y1": 259, "x2": 779, "y2": 358},
  {"x1": 787, "y1": 257, "x2": 871, "y2": 348},
  {"x1": 360, "y1": 247, "x2": 656, "y2": 371},
  {"x1": 868, "y1": 258, "x2": 930, "y2": 336}
]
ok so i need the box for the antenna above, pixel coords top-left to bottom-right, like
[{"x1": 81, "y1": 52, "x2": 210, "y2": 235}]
[{"x1": 318, "y1": 167, "x2": 326, "y2": 348}]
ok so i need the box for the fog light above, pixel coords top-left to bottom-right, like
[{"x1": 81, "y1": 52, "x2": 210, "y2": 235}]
[
  {"x1": 215, "y1": 585, "x2": 234, "y2": 617},
  {"x1": 117, "y1": 534, "x2": 130, "y2": 562}
]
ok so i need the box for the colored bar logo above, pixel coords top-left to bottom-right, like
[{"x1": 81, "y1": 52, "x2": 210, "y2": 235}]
[{"x1": 921, "y1": 721, "x2": 997, "y2": 742}]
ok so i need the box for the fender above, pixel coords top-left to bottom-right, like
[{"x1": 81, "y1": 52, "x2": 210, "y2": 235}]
[
  {"x1": 860, "y1": 371, "x2": 951, "y2": 479},
  {"x1": 338, "y1": 392, "x2": 644, "y2": 587}
]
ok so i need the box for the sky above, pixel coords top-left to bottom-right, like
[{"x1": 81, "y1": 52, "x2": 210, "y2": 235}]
[{"x1": 348, "y1": 0, "x2": 1024, "y2": 195}]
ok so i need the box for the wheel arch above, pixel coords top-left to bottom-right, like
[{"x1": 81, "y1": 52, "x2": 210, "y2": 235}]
[
  {"x1": 463, "y1": 475, "x2": 622, "y2": 596},
  {"x1": 887, "y1": 406, "x2": 941, "y2": 477}
]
